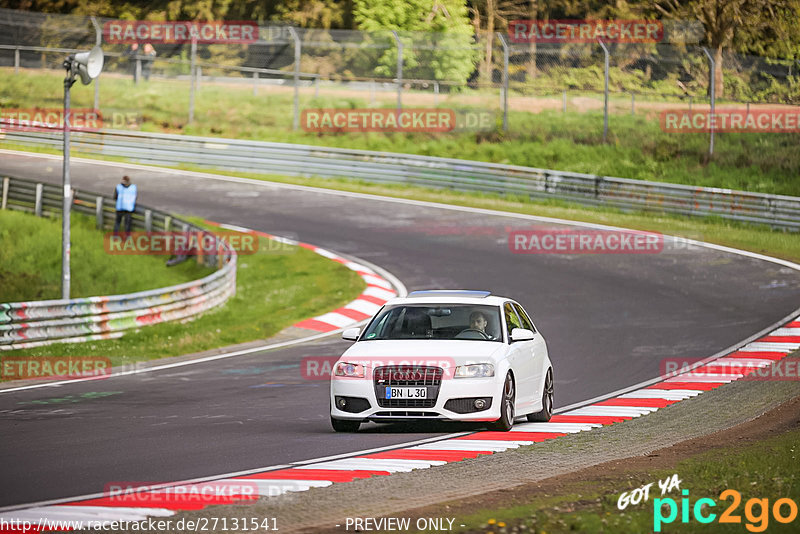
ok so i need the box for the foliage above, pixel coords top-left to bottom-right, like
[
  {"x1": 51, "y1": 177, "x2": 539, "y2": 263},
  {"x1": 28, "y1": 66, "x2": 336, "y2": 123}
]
[{"x1": 353, "y1": 0, "x2": 479, "y2": 83}]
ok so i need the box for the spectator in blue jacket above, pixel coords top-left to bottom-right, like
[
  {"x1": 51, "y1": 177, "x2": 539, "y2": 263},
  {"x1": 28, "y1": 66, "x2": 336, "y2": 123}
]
[{"x1": 114, "y1": 175, "x2": 137, "y2": 233}]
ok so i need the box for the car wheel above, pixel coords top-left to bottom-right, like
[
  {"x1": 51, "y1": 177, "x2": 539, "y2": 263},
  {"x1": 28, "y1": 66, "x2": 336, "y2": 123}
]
[
  {"x1": 331, "y1": 417, "x2": 360, "y2": 432},
  {"x1": 490, "y1": 372, "x2": 515, "y2": 431},
  {"x1": 527, "y1": 369, "x2": 554, "y2": 422}
]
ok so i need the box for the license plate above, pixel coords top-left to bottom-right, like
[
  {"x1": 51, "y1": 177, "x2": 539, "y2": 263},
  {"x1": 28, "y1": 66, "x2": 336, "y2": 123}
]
[{"x1": 385, "y1": 387, "x2": 427, "y2": 399}]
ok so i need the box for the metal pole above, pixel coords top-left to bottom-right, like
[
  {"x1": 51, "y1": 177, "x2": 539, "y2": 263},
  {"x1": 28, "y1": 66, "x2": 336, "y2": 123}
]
[
  {"x1": 91, "y1": 16, "x2": 101, "y2": 111},
  {"x1": 288, "y1": 27, "x2": 301, "y2": 130},
  {"x1": 598, "y1": 38, "x2": 609, "y2": 143},
  {"x1": 253, "y1": 71, "x2": 257, "y2": 96},
  {"x1": 14, "y1": 47, "x2": 19, "y2": 74},
  {"x1": 62, "y1": 66, "x2": 76, "y2": 300},
  {"x1": 188, "y1": 38, "x2": 197, "y2": 124},
  {"x1": 498, "y1": 33, "x2": 509, "y2": 132},
  {"x1": 433, "y1": 81, "x2": 439, "y2": 106},
  {"x1": 392, "y1": 30, "x2": 403, "y2": 111},
  {"x1": 702, "y1": 47, "x2": 715, "y2": 157}
]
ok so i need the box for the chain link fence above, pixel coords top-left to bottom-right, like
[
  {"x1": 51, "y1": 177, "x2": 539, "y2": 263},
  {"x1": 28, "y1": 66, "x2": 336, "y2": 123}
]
[{"x1": 1, "y1": 8, "x2": 799, "y2": 153}]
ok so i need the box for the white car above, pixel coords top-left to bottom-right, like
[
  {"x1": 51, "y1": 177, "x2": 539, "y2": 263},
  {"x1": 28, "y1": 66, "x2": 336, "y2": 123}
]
[{"x1": 330, "y1": 290, "x2": 554, "y2": 432}]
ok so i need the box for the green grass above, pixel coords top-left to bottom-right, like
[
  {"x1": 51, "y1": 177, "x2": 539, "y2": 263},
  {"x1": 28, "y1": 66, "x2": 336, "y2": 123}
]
[
  {"x1": 0, "y1": 209, "x2": 213, "y2": 301},
  {"x1": 449, "y1": 427, "x2": 800, "y2": 534},
  {"x1": 2, "y1": 68, "x2": 799, "y2": 196},
  {"x1": 2, "y1": 209, "x2": 365, "y2": 368}
]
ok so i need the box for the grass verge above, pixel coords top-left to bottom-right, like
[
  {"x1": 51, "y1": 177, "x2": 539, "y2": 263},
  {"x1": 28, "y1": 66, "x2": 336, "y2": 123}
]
[
  {"x1": 450, "y1": 424, "x2": 800, "y2": 534},
  {"x1": 0, "y1": 209, "x2": 213, "y2": 301},
  {"x1": 2, "y1": 69, "x2": 799, "y2": 196},
  {"x1": 2, "y1": 211, "x2": 365, "y2": 370}
]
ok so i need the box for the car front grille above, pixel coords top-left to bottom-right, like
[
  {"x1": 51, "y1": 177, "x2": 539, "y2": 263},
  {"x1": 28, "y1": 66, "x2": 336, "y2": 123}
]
[{"x1": 374, "y1": 365, "x2": 443, "y2": 408}]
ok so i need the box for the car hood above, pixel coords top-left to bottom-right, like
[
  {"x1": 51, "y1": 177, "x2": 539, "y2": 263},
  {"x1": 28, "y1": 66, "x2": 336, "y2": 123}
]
[{"x1": 339, "y1": 340, "x2": 506, "y2": 368}]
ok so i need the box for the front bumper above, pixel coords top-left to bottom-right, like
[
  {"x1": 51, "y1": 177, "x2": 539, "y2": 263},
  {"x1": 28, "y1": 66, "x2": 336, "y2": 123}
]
[{"x1": 330, "y1": 374, "x2": 502, "y2": 422}]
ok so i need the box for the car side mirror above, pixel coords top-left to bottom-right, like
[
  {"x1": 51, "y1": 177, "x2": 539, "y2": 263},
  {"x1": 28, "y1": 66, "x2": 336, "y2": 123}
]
[
  {"x1": 342, "y1": 327, "x2": 361, "y2": 342},
  {"x1": 510, "y1": 328, "x2": 535, "y2": 342}
]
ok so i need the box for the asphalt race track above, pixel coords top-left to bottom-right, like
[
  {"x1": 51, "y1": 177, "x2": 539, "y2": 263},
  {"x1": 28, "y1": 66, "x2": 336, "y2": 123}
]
[{"x1": 2, "y1": 152, "x2": 800, "y2": 508}]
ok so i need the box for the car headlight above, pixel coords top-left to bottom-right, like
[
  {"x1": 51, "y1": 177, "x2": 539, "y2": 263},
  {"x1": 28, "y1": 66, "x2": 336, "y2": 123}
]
[
  {"x1": 334, "y1": 362, "x2": 366, "y2": 378},
  {"x1": 454, "y1": 363, "x2": 495, "y2": 378}
]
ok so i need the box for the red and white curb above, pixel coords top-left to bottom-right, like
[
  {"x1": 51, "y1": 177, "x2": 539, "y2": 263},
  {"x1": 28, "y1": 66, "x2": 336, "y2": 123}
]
[
  {"x1": 2, "y1": 318, "x2": 797, "y2": 532},
  {"x1": 206, "y1": 221, "x2": 397, "y2": 333}
]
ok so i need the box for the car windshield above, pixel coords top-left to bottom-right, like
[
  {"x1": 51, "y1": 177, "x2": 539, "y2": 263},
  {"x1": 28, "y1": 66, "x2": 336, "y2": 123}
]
[{"x1": 360, "y1": 304, "x2": 502, "y2": 341}]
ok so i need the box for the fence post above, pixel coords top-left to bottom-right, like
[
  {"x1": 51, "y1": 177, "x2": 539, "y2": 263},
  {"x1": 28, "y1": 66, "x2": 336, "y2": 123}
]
[
  {"x1": 34, "y1": 183, "x2": 43, "y2": 217},
  {"x1": 96, "y1": 196, "x2": 104, "y2": 229},
  {"x1": 498, "y1": 32, "x2": 509, "y2": 132},
  {"x1": 252, "y1": 71, "x2": 258, "y2": 96},
  {"x1": 164, "y1": 215, "x2": 172, "y2": 232},
  {"x1": 392, "y1": 30, "x2": 403, "y2": 111},
  {"x1": 14, "y1": 47, "x2": 19, "y2": 74},
  {"x1": 188, "y1": 37, "x2": 197, "y2": 124},
  {"x1": 433, "y1": 81, "x2": 439, "y2": 106},
  {"x1": 598, "y1": 38, "x2": 609, "y2": 143},
  {"x1": 144, "y1": 209, "x2": 152, "y2": 232},
  {"x1": 1, "y1": 177, "x2": 9, "y2": 209},
  {"x1": 701, "y1": 47, "x2": 715, "y2": 157}
]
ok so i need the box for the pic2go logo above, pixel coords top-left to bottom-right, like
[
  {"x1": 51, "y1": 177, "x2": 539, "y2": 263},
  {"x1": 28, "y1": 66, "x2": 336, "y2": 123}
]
[{"x1": 654, "y1": 489, "x2": 799, "y2": 532}]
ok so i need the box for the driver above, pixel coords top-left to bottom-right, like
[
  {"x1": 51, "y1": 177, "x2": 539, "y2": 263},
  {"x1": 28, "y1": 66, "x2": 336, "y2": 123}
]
[{"x1": 464, "y1": 311, "x2": 493, "y2": 339}]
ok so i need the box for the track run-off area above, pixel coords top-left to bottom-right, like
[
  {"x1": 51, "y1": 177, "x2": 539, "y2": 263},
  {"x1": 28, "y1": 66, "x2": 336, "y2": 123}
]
[{"x1": 1, "y1": 150, "x2": 800, "y2": 513}]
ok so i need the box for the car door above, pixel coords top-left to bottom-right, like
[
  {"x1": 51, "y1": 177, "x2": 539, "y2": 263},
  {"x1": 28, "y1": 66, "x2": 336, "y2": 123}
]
[
  {"x1": 513, "y1": 302, "x2": 547, "y2": 407},
  {"x1": 503, "y1": 302, "x2": 537, "y2": 412}
]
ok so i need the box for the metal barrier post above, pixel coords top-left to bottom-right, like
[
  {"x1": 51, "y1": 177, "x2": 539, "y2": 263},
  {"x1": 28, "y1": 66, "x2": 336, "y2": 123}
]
[
  {"x1": 14, "y1": 47, "x2": 19, "y2": 73},
  {"x1": 598, "y1": 38, "x2": 609, "y2": 143},
  {"x1": 702, "y1": 47, "x2": 715, "y2": 157},
  {"x1": 252, "y1": 71, "x2": 258, "y2": 96},
  {"x1": 1, "y1": 177, "x2": 9, "y2": 209},
  {"x1": 392, "y1": 30, "x2": 403, "y2": 111},
  {"x1": 433, "y1": 81, "x2": 439, "y2": 106},
  {"x1": 34, "y1": 183, "x2": 43, "y2": 216},
  {"x1": 498, "y1": 33, "x2": 509, "y2": 131},
  {"x1": 288, "y1": 27, "x2": 301, "y2": 130},
  {"x1": 96, "y1": 196, "x2": 104, "y2": 229},
  {"x1": 144, "y1": 209, "x2": 152, "y2": 232}
]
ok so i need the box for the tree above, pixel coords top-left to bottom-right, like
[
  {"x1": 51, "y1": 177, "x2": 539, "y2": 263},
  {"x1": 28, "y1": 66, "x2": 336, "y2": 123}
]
[
  {"x1": 353, "y1": 0, "x2": 478, "y2": 84},
  {"x1": 654, "y1": 0, "x2": 792, "y2": 97}
]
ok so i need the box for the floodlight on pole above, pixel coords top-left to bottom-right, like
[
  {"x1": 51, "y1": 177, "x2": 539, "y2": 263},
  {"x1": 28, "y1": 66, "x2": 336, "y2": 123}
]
[{"x1": 61, "y1": 45, "x2": 103, "y2": 300}]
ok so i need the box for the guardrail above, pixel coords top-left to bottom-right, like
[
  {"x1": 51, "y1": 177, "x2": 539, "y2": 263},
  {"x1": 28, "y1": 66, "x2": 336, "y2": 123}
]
[
  {"x1": 0, "y1": 175, "x2": 237, "y2": 350},
  {"x1": 2, "y1": 126, "x2": 800, "y2": 230}
]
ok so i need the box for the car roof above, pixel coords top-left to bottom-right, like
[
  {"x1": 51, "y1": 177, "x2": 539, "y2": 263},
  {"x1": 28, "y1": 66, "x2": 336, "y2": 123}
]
[{"x1": 387, "y1": 290, "x2": 513, "y2": 307}]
